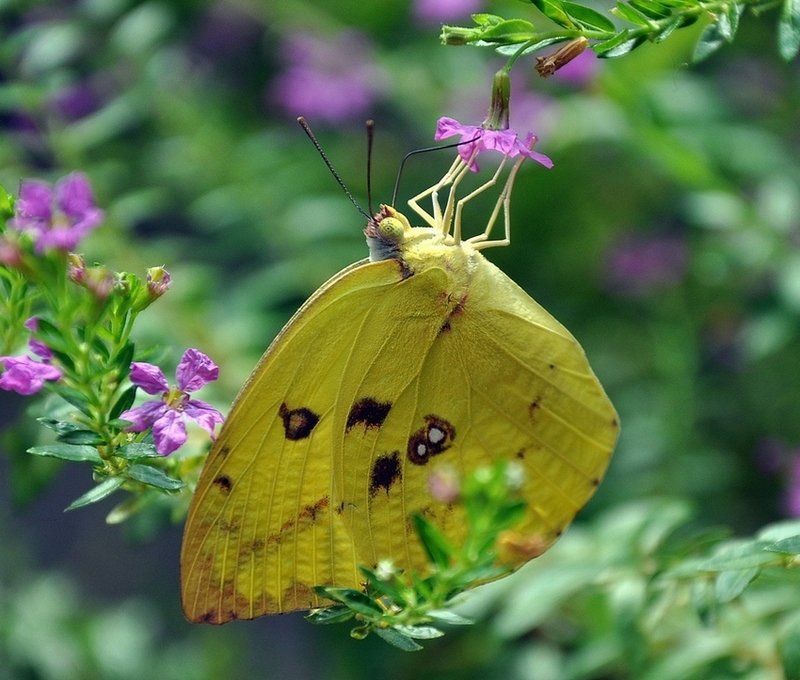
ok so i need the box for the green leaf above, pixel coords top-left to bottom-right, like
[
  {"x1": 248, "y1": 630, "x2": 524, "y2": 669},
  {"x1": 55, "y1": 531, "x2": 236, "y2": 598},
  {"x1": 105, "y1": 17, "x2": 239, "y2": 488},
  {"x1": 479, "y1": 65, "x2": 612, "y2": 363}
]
[
  {"x1": 779, "y1": 0, "x2": 800, "y2": 60},
  {"x1": 612, "y1": 2, "x2": 654, "y2": 26},
  {"x1": 113, "y1": 341, "x2": 135, "y2": 375},
  {"x1": 372, "y1": 627, "x2": 423, "y2": 652},
  {"x1": 32, "y1": 317, "x2": 70, "y2": 355},
  {"x1": 116, "y1": 442, "x2": 160, "y2": 459},
  {"x1": 652, "y1": 15, "x2": 684, "y2": 42},
  {"x1": 471, "y1": 13, "x2": 504, "y2": 26},
  {"x1": 57, "y1": 429, "x2": 104, "y2": 446},
  {"x1": 767, "y1": 535, "x2": 800, "y2": 555},
  {"x1": 495, "y1": 36, "x2": 563, "y2": 55},
  {"x1": 37, "y1": 417, "x2": 80, "y2": 435},
  {"x1": 305, "y1": 605, "x2": 355, "y2": 625},
  {"x1": 393, "y1": 624, "x2": 445, "y2": 640},
  {"x1": 110, "y1": 385, "x2": 137, "y2": 420},
  {"x1": 561, "y1": 1, "x2": 616, "y2": 31},
  {"x1": 66, "y1": 476, "x2": 125, "y2": 510},
  {"x1": 693, "y1": 20, "x2": 728, "y2": 62},
  {"x1": 479, "y1": 18, "x2": 535, "y2": 41},
  {"x1": 530, "y1": 0, "x2": 575, "y2": 28},
  {"x1": 412, "y1": 514, "x2": 454, "y2": 569},
  {"x1": 722, "y1": 3, "x2": 743, "y2": 40},
  {"x1": 28, "y1": 443, "x2": 102, "y2": 463},
  {"x1": 699, "y1": 542, "x2": 781, "y2": 570},
  {"x1": 427, "y1": 609, "x2": 474, "y2": 626},
  {"x1": 314, "y1": 587, "x2": 383, "y2": 617},
  {"x1": 125, "y1": 463, "x2": 184, "y2": 490},
  {"x1": 49, "y1": 384, "x2": 93, "y2": 417},
  {"x1": 596, "y1": 34, "x2": 646, "y2": 57},
  {"x1": 628, "y1": 0, "x2": 671, "y2": 19},
  {"x1": 714, "y1": 567, "x2": 759, "y2": 603}
]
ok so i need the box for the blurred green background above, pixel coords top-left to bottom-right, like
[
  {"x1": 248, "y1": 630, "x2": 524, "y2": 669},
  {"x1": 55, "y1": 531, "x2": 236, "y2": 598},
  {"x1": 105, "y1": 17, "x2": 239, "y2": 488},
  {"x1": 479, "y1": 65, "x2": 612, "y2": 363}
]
[{"x1": 1, "y1": 0, "x2": 800, "y2": 678}]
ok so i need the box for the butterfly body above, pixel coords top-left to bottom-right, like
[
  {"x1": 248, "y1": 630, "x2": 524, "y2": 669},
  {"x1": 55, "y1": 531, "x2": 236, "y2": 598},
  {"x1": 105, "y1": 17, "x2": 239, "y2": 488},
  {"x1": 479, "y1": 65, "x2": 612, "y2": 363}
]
[{"x1": 182, "y1": 194, "x2": 618, "y2": 622}]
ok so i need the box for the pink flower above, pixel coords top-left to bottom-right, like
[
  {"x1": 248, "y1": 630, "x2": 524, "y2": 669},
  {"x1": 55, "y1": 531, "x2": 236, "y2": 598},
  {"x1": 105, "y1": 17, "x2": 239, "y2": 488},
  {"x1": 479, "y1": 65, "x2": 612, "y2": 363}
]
[
  {"x1": 10, "y1": 172, "x2": 104, "y2": 252},
  {"x1": 0, "y1": 355, "x2": 62, "y2": 395},
  {"x1": 120, "y1": 348, "x2": 224, "y2": 456},
  {"x1": 434, "y1": 116, "x2": 554, "y2": 172},
  {"x1": 269, "y1": 30, "x2": 386, "y2": 124}
]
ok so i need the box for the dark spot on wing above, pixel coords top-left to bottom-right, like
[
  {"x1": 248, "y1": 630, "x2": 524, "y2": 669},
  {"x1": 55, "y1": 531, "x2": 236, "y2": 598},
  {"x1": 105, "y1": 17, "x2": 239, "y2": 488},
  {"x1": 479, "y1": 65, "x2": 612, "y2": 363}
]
[
  {"x1": 369, "y1": 451, "x2": 401, "y2": 497},
  {"x1": 347, "y1": 397, "x2": 392, "y2": 431},
  {"x1": 335, "y1": 501, "x2": 345, "y2": 515},
  {"x1": 279, "y1": 403, "x2": 320, "y2": 440},
  {"x1": 217, "y1": 444, "x2": 231, "y2": 459},
  {"x1": 515, "y1": 449, "x2": 526, "y2": 459},
  {"x1": 266, "y1": 496, "x2": 330, "y2": 546},
  {"x1": 213, "y1": 474, "x2": 233, "y2": 493},
  {"x1": 407, "y1": 414, "x2": 456, "y2": 465},
  {"x1": 591, "y1": 477, "x2": 601, "y2": 487}
]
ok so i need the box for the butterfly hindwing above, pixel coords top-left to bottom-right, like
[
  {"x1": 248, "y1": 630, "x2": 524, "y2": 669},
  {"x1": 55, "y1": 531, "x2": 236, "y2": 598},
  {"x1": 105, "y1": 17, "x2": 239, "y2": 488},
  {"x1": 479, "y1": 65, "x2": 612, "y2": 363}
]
[{"x1": 340, "y1": 252, "x2": 618, "y2": 572}]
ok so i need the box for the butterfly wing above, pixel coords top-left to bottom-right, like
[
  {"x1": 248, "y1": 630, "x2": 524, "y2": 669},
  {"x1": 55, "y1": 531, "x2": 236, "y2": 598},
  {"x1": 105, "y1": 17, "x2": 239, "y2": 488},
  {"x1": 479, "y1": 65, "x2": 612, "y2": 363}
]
[
  {"x1": 180, "y1": 257, "x2": 455, "y2": 621},
  {"x1": 338, "y1": 251, "x2": 619, "y2": 572}
]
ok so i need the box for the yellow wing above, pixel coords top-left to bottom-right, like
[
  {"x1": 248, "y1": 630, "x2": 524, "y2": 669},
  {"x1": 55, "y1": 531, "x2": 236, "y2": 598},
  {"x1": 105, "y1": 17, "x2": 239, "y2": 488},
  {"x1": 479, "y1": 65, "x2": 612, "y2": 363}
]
[
  {"x1": 180, "y1": 256, "x2": 458, "y2": 622},
  {"x1": 337, "y1": 251, "x2": 619, "y2": 572}
]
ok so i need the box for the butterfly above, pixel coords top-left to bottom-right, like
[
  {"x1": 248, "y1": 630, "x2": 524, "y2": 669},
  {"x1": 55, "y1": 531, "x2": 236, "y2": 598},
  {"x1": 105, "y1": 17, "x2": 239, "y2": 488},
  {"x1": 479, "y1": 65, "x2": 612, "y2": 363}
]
[{"x1": 180, "y1": 150, "x2": 619, "y2": 622}]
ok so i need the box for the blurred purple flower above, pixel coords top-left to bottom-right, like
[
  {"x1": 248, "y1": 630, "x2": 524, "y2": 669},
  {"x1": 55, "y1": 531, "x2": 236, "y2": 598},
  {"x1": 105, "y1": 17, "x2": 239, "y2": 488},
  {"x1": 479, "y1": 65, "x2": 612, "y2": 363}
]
[
  {"x1": 605, "y1": 233, "x2": 688, "y2": 294},
  {"x1": 434, "y1": 116, "x2": 553, "y2": 172},
  {"x1": 121, "y1": 348, "x2": 224, "y2": 456},
  {"x1": 24, "y1": 317, "x2": 53, "y2": 360},
  {"x1": 413, "y1": 0, "x2": 483, "y2": 23},
  {"x1": 0, "y1": 355, "x2": 62, "y2": 395},
  {"x1": 269, "y1": 30, "x2": 386, "y2": 124},
  {"x1": 554, "y1": 49, "x2": 599, "y2": 87},
  {"x1": 51, "y1": 83, "x2": 101, "y2": 121},
  {"x1": 10, "y1": 172, "x2": 104, "y2": 252}
]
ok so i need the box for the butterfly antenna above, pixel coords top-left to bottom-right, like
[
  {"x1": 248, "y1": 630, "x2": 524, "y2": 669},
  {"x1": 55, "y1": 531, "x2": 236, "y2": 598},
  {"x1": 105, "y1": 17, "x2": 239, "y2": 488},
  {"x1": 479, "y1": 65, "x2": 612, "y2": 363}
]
[
  {"x1": 391, "y1": 135, "x2": 482, "y2": 206},
  {"x1": 297, "y1": 116, "x2": 371, "y2": 221},
  {"x1": 366, "y1": 119, "x2": 375, "y2": 216}
]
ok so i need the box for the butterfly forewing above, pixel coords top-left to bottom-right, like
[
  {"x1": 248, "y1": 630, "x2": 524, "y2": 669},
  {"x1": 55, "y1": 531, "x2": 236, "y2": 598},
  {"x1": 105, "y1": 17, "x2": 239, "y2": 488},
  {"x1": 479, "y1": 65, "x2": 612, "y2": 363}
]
[{"x1": 181, "y1": 259, "x2": 411, "y2": 621}]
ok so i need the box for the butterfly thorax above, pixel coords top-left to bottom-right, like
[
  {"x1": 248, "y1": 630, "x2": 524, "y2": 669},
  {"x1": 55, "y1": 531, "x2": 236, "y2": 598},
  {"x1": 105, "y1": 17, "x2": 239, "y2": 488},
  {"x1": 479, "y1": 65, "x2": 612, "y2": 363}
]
[{"x1": 365, "y1": 204, "x2": 478, "y2": 301}]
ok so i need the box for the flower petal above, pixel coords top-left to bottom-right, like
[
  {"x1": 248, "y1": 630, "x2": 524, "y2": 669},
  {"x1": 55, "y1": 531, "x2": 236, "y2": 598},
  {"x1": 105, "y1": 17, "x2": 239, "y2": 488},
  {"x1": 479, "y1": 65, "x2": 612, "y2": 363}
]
[
  {"x1": 55, "y1": 172, "x2": 97, "y2": 220},
  {"x1": 120, "y1": 400, "x2": 168, "y2": 431},
  {"x1": 0, "y1": 355, "x2": 62, "y2": 395},
  {"x1": 176, "y1": 348, "x2": 219, "y2": 392},
  {"x1": 14, "y1": 181, "x2": 53, "y2": 223},
  {"x1": 184, "y1": 399, "x2": 224, "y2": 437},
  {"x1": 152, "y1": 408, "x2": 187, "y2": 455},
  {"x1": 129, "y1": 362, "x2": 169, "y2": 394}
]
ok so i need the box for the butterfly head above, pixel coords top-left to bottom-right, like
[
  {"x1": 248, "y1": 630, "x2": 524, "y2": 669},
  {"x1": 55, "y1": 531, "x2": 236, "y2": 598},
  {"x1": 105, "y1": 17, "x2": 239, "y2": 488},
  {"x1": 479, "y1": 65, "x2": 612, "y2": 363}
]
[{"x1": 365, "y1": 204, "x2": 413, "y2": 262}]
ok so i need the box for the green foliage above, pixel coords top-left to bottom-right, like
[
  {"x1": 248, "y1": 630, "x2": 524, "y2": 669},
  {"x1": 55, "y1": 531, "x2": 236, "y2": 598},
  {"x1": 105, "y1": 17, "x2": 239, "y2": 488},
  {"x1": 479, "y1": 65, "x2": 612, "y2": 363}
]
[
  {"x1": 442, "y1": 0, "x2": 795, "y2": 65},
  {"x1": 308, "y1": 463, "x2": 521, "y2": 651}
]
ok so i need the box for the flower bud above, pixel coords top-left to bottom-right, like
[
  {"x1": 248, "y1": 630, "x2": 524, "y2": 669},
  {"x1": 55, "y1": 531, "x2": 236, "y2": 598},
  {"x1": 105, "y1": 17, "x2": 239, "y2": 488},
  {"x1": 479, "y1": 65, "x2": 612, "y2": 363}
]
[
  {"x1": 67, "y1": 253, "x2": 86, "y2": 284},
  {"x1": 146, "y1": 266, "x2": 171, "y2": 298},
  {"x1": 481, "y1": 69, "x2": 511, "y2": 131}
]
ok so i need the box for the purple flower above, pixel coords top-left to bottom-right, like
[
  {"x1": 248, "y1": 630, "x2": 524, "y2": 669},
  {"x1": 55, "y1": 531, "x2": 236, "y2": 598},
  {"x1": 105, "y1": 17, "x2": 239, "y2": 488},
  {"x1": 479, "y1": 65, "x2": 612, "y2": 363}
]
[
  {"x1": 120, "y1": 348, "x2": 224, "y2": 456},
  {"x1": 605, "y1": 233, "x2": 688, "y2": 295},
  {"x1": 0, "y1": 355, "x2": 62, "y2": 395},
  {"x1": 413, "y1": 0, "x2": 483, "y2": 23},
  {"x1": 269, "y1": 30, "x2": 386, "y2": 124},
  {"x1": 434, "y1": 116, "x2": 554, "y2": 172},
  {"x1": 24, "y1": 317, "x2": 53, "y2": 360},
  {"x1": 10, "y1": 172, "x2": 104, "y2": 252}
]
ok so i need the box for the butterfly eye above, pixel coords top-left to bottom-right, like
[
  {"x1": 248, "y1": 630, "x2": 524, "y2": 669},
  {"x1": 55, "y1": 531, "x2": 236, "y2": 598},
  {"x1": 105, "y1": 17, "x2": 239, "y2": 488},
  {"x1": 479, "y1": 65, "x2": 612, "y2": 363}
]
[{"x1": 377, "y1": 216, "x2": 407, "y2": 244}]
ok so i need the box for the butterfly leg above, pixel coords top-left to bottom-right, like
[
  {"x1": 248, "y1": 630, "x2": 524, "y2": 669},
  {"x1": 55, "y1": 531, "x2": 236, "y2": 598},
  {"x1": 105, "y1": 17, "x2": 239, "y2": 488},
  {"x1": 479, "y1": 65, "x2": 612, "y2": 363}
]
[
  {"x1": 453, "y1": 156, "x2": 508, "y2": 245},
  {"x1": 407, "y1": 150, "x2": 478, "y2": 236},
  {"x1": 407, "y1": 156, "x2": 462, "y2": 230},
  {"x1": 467, "y1": 154, "x2": 527, "y2": 251}
]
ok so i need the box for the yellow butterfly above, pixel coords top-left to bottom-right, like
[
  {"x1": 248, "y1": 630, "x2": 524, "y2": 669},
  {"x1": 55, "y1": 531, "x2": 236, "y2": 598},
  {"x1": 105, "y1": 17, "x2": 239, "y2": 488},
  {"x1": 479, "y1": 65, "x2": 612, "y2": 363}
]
[{"x1": 181, "y1": 150, "x2": 619, "y2": 622}]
